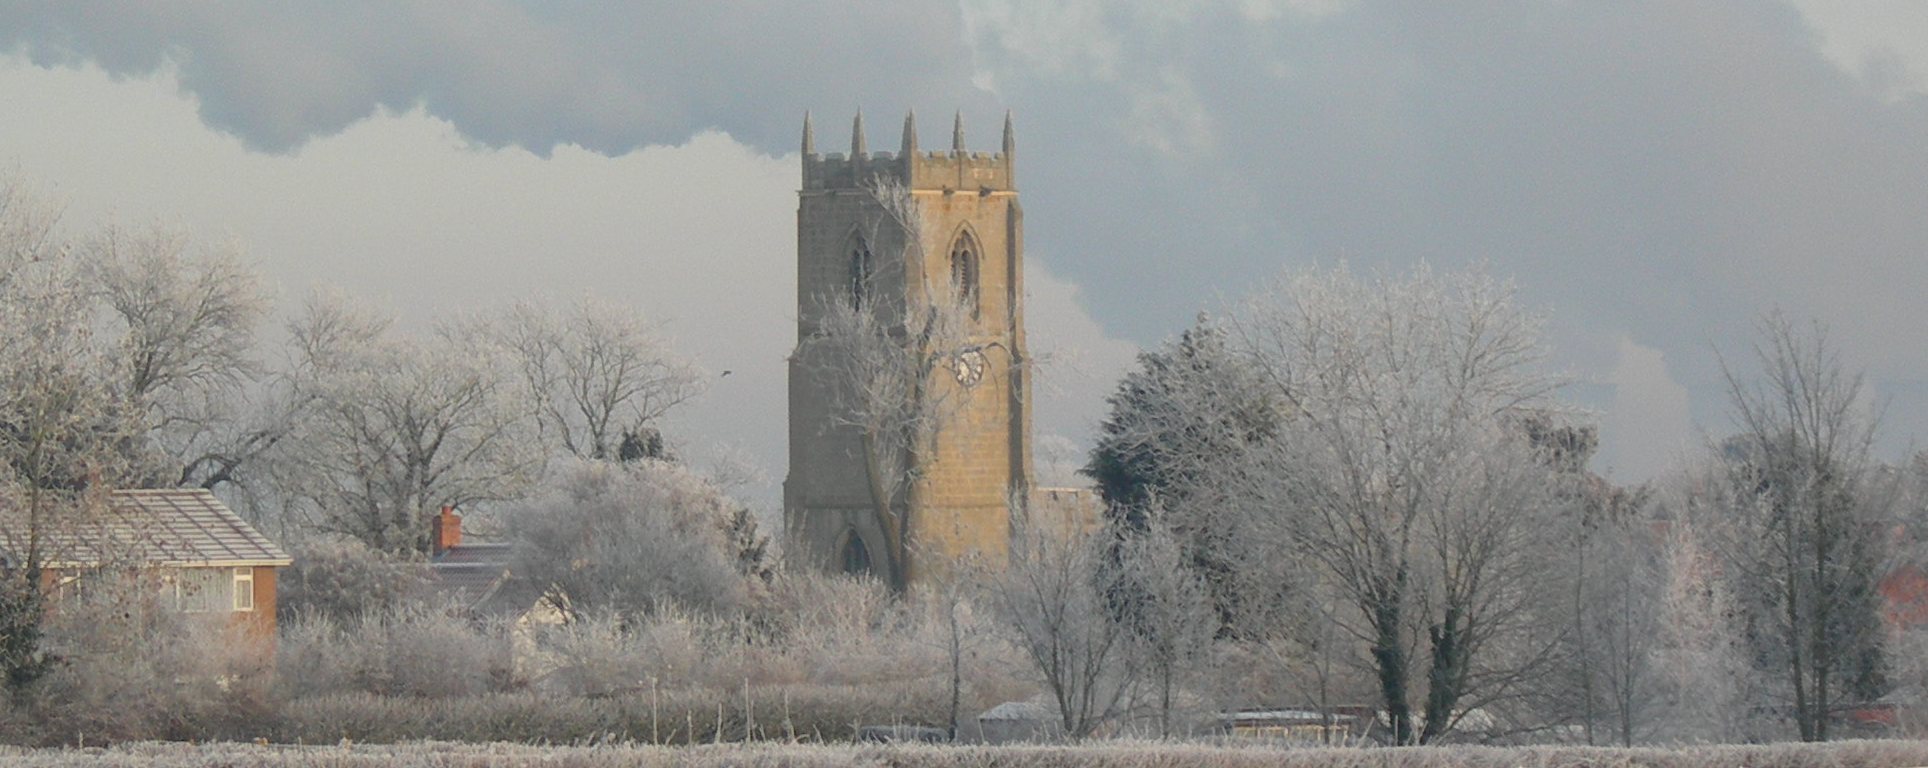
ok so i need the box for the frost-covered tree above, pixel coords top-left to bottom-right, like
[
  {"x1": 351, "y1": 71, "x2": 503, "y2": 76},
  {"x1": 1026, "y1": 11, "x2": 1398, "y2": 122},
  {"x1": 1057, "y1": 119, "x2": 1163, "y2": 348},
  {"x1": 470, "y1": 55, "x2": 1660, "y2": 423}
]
[
  {"x1": 1645, "y1": 509, "x2": 1760, "y2": 743},
  {"x1": 1109, "y1": 507, "x2": 1217, "y2": 738},
  {"x1": 1217, "y1": 263, "x2": 1578, "y2": 744},
  {"x1": 1084, "y1": 317, "x2": 1281, "y2": 632},
  {"x1": 1710, "y1": 314, "x2": 1894, "y2": 741},
  {"x1": 1555, "y1": 490, "x2": 1665, "y2": 746},
  {"x1": 269, "y1": 295, "x2": 540, "y2": 554},
  {"x1": 507, "y1": 459, "x2": 773, "y2": 621},
  {"x1": 0, "y1": 174, "x2": 128, "y2": 693},
  {"x1": 476, "y1": 297, "x2": 704, "y2": 462},
  {"x1": 81, "y1": 221, "x2": 269, "y2": 489},
  {"x1": 991, "y1": 518, "x2": 1135, "y2": 740}
]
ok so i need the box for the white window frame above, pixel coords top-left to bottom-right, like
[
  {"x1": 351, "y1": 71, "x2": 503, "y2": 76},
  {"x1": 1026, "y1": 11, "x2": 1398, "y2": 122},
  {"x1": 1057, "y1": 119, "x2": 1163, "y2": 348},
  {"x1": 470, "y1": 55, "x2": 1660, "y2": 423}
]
[{"x1": 232, "y1": 567, "x2": 254, "y2": 612}]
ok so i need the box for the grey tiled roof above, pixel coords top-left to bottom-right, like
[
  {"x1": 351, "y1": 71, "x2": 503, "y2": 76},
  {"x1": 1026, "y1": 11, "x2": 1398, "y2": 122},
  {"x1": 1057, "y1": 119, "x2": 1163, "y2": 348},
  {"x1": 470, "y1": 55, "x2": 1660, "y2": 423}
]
[
  {"x1": 0, "y1": 489, "x2": 291, "y2": 568},
  {"x1": 429, "y1": 542, "x2": 545, "y2": 618},
  {"x1": 429, "y1": 543, "x2": 513, "y2": 608}
]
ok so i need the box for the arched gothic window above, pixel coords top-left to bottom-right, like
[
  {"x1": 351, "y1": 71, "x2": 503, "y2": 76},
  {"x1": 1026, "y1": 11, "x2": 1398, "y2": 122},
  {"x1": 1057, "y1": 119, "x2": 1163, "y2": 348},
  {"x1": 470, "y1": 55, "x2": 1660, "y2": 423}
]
[
  {"x1": 838, "y1": 529, "x2": 872, "y2": 576},
  {"x1": 949, "y1": 233, "x2": 980, "y2": 319},
  {"x1": 849, "y1": 238, "x2": 872, "y2": 309}
]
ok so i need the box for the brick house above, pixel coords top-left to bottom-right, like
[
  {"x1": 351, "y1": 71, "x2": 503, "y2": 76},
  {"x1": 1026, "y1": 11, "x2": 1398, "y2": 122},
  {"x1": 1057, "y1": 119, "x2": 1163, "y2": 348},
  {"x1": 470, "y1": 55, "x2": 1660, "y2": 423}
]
[{"x1": 0, "y1": 488, "x2": 292, "y2": 645}]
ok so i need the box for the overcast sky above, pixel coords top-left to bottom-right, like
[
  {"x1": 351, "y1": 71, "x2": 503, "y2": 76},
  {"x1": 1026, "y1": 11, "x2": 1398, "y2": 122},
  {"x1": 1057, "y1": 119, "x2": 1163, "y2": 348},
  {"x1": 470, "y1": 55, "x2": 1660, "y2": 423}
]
[{"x1": 4, "y1": 0, "x2": 1928, "y2": 506}]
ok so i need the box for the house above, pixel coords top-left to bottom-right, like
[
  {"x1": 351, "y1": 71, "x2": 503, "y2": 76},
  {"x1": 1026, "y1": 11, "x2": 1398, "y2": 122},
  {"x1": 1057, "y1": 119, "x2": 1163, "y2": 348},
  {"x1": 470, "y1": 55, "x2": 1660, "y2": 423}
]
[
  {"x1": 1881, "y1": 564, "x2": 1928, "y2": 630},
  {"x1": 426, "y1": 505, "x2": 526, "y2": 616},
  {"x1": 424, "y1": 506, "x2": 565, "y2": 686},
  {"x1": 0, "y1": 488, "x2": 292, "y2": 644}
]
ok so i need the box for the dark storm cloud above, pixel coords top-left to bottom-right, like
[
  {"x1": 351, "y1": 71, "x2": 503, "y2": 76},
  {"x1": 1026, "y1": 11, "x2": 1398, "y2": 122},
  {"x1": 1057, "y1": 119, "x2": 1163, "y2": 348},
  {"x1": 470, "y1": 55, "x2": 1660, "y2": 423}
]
[
  {"x1": 0, "y1": 1, "x2": 983, "y2": 153},
  {"x1": 974, "y1": 1, "x2": 1928, "y2": 423},
  {"x1": 10, "y1": 0, "x2": 1928, "y2": 456}
]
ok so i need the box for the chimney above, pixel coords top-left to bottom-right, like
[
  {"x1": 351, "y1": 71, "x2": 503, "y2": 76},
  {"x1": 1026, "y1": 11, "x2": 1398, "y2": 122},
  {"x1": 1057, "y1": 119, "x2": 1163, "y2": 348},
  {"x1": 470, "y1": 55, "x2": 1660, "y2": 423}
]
[{"x1": 432, "y1": 505, "x2": 461, "y2": 555}]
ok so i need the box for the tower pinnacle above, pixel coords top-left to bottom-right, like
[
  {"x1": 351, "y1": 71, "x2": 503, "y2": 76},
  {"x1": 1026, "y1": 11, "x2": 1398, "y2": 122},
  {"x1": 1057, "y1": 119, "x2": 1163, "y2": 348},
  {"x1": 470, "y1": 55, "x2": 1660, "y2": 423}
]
[
  {"x1": 851, "y1": 111, "x2": 866, "y2": 156},
  {"x1": 952, "y1": 111, "x2": 966, "y2": 154},
  {"x1": 802, "y1": 111, "x2": 815, "y2": 156},
  {"x1": 902, "y1": 110, "x2": 918, "y2": 158}
]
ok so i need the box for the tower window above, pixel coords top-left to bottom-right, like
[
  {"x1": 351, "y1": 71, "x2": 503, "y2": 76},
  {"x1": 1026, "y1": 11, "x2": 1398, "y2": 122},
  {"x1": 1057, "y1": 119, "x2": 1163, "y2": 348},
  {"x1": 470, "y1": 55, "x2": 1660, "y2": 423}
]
[
  {"x1": 839, "y1": 529, "x2": 872, "y2": 576},
  {"x1": 950, "y1": 235, "x2": 980, "y2": 319},
  {"x1": 849, "y1": 239, "x2": 871, "y2": 309}
]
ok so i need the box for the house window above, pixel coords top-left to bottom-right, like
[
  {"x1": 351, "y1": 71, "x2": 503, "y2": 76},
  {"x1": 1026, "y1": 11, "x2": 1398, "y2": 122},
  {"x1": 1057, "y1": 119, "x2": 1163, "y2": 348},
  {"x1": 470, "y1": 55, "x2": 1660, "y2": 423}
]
[
  {"x1": 949, "y1": 234, "x2": 980, "y2": 319},
  {"x1": 232, "y1": 567, "x2": 254, "y2": 612},
  {"x1": 175, "y1": 568, "x2": 230, "y2": 613}
]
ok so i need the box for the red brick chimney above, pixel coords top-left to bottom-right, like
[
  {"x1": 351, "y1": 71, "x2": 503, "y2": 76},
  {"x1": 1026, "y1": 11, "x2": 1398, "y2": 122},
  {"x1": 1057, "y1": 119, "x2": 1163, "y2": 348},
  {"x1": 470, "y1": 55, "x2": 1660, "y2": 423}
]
[{"x1": 431, "y1": 505, "x2": 461, "y2": 555}]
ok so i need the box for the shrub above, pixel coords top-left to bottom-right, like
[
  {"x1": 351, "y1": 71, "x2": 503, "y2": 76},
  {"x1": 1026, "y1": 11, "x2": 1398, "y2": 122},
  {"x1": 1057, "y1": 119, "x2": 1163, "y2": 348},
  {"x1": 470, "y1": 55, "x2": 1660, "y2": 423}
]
[
  {"x1": 278, "y1": 604, "x2": 513, "y2": 698},
  {"x1": 25, "y1": 569, "x2": 274, "y2": 744},
  {"x1": 20, "y1": 739, "x2": 1928, "y2": 768},
  {"x1": 506, "y1": 460, "x2": 773, "y2": 622},
  {"x1": 276, "y1": 537, "x2": 431, "y2": 623}
]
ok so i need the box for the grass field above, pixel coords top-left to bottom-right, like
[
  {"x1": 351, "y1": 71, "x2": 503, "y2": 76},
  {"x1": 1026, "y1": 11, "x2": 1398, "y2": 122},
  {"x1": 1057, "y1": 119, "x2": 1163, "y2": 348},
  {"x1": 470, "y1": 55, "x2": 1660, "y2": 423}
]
[{"x1": 5, "y1": 740, "x2": 1928, "y2": 768}]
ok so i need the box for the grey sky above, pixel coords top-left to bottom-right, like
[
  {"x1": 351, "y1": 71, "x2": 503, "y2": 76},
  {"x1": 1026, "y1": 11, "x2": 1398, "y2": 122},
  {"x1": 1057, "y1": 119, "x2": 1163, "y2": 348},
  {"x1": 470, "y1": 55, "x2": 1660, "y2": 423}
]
[{"x1": 4, "y1": 0, "x2": 1927, "y2": 487}]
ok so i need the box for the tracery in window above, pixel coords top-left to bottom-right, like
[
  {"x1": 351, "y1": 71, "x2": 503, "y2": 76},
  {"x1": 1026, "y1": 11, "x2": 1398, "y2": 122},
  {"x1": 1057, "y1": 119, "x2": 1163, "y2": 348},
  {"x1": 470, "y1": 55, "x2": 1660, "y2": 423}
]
[
  {"x1": 849, "y1": 238, "x2": 872, "y2": 309},
  {"x1": 949, "y1": 233, "x2": 980, "y2": 319}
]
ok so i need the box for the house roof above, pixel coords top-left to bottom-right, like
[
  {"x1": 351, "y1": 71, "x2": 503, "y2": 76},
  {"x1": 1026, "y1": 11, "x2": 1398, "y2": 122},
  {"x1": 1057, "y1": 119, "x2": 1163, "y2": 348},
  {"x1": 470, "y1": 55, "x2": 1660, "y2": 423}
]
[
  {"x1": 0, "y1": 489, "x2": 292, "y2": 569},
  {"x1": 427, "y1": 541, "x2": 551, "y2": 621},
  {"x1": 428, "y1": 542, "x2": 515, "y2": 609}
]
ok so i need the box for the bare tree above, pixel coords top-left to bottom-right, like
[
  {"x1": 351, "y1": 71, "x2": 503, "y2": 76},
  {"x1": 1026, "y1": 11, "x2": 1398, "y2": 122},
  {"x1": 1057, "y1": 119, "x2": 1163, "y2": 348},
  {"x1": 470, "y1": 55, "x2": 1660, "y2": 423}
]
[
  {"x1": 81, "y1": 221, "x2": 269, "y2": 489},
  {"x1": 792, "y1": 177, "x2": 979, "y2": 590},
  {"x1": 0, "y1": 173, "x2": 131, "y2": 693},
  {"x1": 1558, "y1": 497, "x2": 1665, "y2": 746},
  {"x1": 271, "y1": 294, "x2": 540, "y2": 554},
  {"x1": 991, "y1": 513, "x2": 1135, "y2": 740},
  {"x1": 1110, "y1": 506, "x2": 1216, "y2": 738},
  {"x1": 910, "y1": 561, "x2": 1001, "y2": 741},
  {"x1": 478, "y1": 297, "x2": 704, "y2": 462},
  {"x1": 1220, "y1": 263, "x2": 1576, "y2": 744},
  {"x1": 1712, "y1": 313, "x2": 1894, "y2": 741}
]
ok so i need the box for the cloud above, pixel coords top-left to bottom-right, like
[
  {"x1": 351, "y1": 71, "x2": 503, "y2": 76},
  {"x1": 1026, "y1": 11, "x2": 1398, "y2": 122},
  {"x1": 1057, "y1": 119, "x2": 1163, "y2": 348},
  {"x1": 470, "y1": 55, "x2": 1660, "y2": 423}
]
[
  {"x1": 11, "y1": 1, "x2": 1928, "y2": 479},
  {"x1": 1785, "y1": 0, "x2": 1928, "y2": 97},
  {"x1": 1026, "y1": 256, "x2": 1144, "y2": 449},
  {"x1": 0, "y1": 57, "x2": 1147, "y2": 511},
  {"x1": 0, "y1": 1, "x2": 985, "y2": 154},
  {"x1": 1601, "y1": 337, "x2": 1695, "y2": 481}
]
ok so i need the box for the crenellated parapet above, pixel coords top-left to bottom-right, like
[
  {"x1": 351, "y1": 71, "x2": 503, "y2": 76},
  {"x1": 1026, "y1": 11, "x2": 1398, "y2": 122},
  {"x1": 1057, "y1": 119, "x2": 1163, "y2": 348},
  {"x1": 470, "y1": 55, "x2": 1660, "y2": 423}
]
[{"x1": 801, "y1": 110, "x2": 1015, "y2": 193}]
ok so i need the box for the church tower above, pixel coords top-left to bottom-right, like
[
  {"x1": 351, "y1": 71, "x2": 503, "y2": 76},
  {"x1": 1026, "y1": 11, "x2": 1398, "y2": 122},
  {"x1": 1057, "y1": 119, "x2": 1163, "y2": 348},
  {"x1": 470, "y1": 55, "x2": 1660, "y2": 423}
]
[{"x1": 785, "y1": 110, "x2": 1031, "y2": 586}]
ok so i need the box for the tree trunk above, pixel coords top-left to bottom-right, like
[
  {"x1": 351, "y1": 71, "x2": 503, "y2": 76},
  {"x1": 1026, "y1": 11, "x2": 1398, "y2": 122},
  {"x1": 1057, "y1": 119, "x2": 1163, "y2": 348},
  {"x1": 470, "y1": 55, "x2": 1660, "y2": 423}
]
[
  {"x1": 1420, "y1": 606, "x2": 1466, "y2": 744},
  {"x1": 1810, "y1": 496, "x2": 1832, "y2": 742},
  {"x1": 859, "y1": 428, "x2": 907, "y2": 591},
  {"x1": 1370, "y1": 582, "x2": 1413, "y2": 745},
  {"x1": 948, "y1": 598, "x2": 963, "y2": 741}
]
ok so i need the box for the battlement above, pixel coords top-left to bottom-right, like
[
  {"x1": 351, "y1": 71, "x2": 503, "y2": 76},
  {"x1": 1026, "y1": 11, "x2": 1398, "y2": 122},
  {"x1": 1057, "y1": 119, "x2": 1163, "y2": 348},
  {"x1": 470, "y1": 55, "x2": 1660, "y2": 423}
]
[{"x1": 801, "y1": 110, "x2": 1015, "y2": 193}]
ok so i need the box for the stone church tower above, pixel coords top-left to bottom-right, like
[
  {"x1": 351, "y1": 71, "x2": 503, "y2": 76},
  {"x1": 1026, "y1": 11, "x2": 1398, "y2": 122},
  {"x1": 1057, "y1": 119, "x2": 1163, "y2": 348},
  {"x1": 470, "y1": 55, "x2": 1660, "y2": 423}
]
[{"x1": 785, "y1": 110, "x2": 1031, "y2": 585}]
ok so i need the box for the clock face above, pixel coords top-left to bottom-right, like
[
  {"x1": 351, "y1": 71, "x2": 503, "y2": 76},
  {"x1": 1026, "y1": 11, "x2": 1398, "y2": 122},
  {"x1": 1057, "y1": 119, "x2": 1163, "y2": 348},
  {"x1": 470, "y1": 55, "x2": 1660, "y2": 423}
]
[{"x1": 952, "y1": 350, "x2": 987, "y2": 387}]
